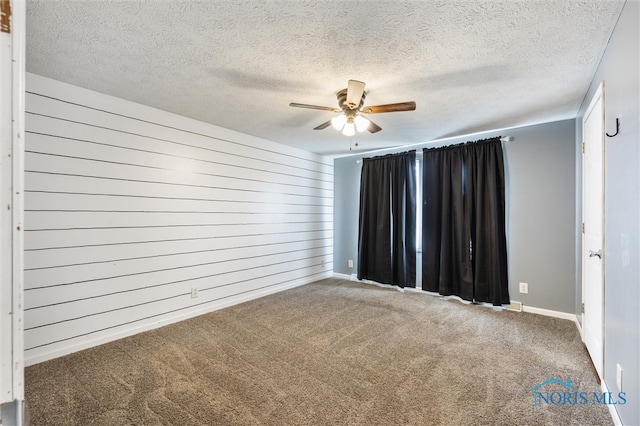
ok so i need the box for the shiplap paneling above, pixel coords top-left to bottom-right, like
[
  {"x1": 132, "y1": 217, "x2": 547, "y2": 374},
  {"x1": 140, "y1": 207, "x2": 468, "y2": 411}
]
[{"x1": 24, "y1": 73, "x2": 334, "y2": 365}]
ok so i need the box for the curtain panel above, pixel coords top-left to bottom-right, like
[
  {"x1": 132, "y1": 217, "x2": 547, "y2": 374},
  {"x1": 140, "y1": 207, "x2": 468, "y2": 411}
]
[
  {"x1": 357, "y1": 151, "x2": 417, "y2": 288},
  {"x1": 422, "y1": 138, "x2": 509, "y2": 306}
]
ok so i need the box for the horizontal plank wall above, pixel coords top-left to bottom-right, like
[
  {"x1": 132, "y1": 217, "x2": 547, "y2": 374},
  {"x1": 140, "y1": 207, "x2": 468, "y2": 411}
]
[{"x1": 23, "y1": 73, "x2": 334, "y2": 365}]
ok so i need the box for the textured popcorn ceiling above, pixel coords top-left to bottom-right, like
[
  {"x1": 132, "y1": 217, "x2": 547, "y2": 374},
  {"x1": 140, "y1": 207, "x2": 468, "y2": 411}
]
[{"x1": 25, "y1": 1, "x2": 624, "y2": 155}]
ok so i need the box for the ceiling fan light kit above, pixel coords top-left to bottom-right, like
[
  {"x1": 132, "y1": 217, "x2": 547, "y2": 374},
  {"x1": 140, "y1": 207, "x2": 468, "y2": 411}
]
[
  {"x1": 331, "y1": 112, "x2": 370, "y2": 136},
  {"x1": 290, "y1": 79, "x2": 416, "y2": 137},
  {"x1": 354, "y1": 115, "x2": 370, "y2": 132},
  {"x1": 342, "y1": 121, "x2": 356, "y2": 136},
  {"x1": 331, "y1": 114, "x2": 347, "y2": 131}
]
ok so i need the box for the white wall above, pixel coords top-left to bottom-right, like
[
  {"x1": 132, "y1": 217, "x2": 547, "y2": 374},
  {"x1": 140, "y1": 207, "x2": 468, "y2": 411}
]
[{"x1": 23, "y1": 73, "x2": 334, "y2": 365}]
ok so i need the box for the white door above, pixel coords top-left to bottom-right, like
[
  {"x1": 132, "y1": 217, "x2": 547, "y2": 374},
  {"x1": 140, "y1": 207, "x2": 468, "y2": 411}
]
[{"x1": 582, "y1": 82, "x2": 605, "y2": 379}]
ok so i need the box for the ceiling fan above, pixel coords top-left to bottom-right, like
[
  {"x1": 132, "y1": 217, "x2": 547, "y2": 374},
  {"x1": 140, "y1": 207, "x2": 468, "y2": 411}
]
[{"x1": 289, "y1": 80, "x2": 416, "y2": 136}]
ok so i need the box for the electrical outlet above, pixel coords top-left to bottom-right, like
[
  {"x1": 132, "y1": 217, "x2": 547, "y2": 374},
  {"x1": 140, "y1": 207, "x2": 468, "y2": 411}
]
[
  {"x1": 191, "y1": 287, "x2": 199, "y2": 299},
  {"x1": 519, "y1": 282, "x2": 528, "y2": 294},
  {"x1": 348, "y1": 259, "x2": 353, "y2": 268},
  {"x1": 616, "y1": 363, "x2": 623, "y2": 392}
]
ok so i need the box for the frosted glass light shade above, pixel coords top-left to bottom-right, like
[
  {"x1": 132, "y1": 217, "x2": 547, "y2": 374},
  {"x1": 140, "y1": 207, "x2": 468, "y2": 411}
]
[
  {"x1": 354, "y1": 115, "x2": 370, "y2": 132},
  {"x1": 342, "y1": 122, "x2": 355, "y2": 136},
  {"x1": 331, "y1": 114, "x2": 347, "y2": 130}
]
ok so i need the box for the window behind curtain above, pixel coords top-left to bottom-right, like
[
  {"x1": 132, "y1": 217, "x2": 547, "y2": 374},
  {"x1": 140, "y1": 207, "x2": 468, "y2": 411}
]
[
  {"x1": 421, "y1": 138, "x2": 509, "y2": 306},
  {"x1": 357, "y1": 150, "x2": 417, "y2": 288}
]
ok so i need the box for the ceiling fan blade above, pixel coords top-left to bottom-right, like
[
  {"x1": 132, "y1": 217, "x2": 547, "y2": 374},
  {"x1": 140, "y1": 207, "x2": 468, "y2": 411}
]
[
  {"x1": 367, "y1": 120, "x2": 382, "y2": 133},
  {"x1": 363, "y1": 101, "x2": 416, "y2": 114},
  {"x1": 289, "y1": 102, "x2": 339, "y2": 112},
  {"x1": 346, "y1": 80, "x2": 366, "y2": 109},
  {"x1": 313, "y1": 120, "x2": 332, "y2": 130}
]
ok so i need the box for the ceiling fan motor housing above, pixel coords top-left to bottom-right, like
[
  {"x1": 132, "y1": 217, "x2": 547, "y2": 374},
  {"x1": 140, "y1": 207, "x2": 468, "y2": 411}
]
[{"x1": 337, "y1": 88, "x2": 366, "y2": 111}]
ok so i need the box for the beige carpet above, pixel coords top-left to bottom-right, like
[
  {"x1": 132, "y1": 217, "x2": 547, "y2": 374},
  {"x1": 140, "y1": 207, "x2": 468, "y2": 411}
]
[{"x1": 25, "y1": 278, "x2": 612, "y2": 425}]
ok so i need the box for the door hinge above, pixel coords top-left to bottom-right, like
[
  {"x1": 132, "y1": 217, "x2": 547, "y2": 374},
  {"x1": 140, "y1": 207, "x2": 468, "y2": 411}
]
[
  {"x1": 581, "y1": 223, "x2": 585, "y2": 233},
  {"x1": 582, "y1": 143, "x2": 585, "y2": 154},
  {"x1": 581, "y1": 302, "x2": 585, "y2": 314},
  {"x1": 0, "y1": 0, "x2": 10, "y2": 34}
]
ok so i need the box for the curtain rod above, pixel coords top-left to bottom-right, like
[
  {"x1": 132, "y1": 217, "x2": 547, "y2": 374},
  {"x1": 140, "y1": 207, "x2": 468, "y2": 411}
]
[{"x1": 356, "y1": 136, "x2": 513, "y2": 163}]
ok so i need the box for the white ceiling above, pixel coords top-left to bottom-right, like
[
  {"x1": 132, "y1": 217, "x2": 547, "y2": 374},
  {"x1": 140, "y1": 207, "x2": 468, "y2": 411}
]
[{"x1": 25, "y1": 1, "x2": 624, "y2": 156}]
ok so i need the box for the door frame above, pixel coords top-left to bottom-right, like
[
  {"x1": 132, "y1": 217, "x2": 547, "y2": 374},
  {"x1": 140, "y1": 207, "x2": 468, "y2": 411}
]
[
  {"x1": 0, "y1": 0, "x2": 26, "y2": 423},
  {"x1": 581, "y1": 81, "x2": 605, "y2": 379}
]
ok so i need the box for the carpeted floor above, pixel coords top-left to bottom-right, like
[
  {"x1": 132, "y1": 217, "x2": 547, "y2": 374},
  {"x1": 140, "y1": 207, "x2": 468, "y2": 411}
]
[{"x1": 25, "y1": 278, "x2": 613, "y2": 425}]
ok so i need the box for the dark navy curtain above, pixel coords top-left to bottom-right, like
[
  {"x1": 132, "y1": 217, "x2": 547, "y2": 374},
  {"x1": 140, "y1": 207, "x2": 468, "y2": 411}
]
[
  {"x1": 422, "y1": 138, "x2": 509, "y2": 305},
  {"x1": 357, "y1": 151, "x2": 416, "y2": 288}
]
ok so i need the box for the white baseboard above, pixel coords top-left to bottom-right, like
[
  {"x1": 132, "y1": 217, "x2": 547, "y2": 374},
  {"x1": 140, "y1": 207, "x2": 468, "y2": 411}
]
[
  {"x1": 332, "y1": 272, "x2": 353, "y2": 280},
  {"x1": 503, "y1": 302, "x2": 583, "y2": 335},
  {"x1": 574, "y1": 316, "x2": 583, "y2": 338},
  {"x1": 601, "y1": 380, "x2": 623, "y2": 426},
  {"x1": 331, "y1": 272, "x2": 365, "y2": 282},
  {"x1": 25, "y1": 272, "x2": 331, "y2": 366},
  {"x1": 521, "y1": 305, "x2": 578, "y2": 321}
]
